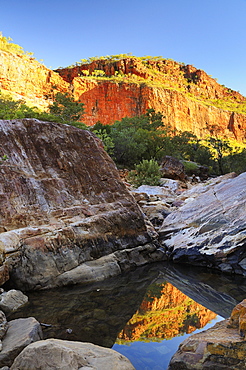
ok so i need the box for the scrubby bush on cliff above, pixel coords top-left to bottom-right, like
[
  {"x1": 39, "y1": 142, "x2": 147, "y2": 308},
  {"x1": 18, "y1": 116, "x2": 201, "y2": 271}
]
[
  {"x1": 48, "y1": 92, "x2": 86, "y2": 129},
  {"x1": 0, "y1": 91, "x2": 87, "y2": 129},
  {"x1": 127, "y1": 159, "x2": 161, "y2": 187},
  {"x1": 0, "y1": 32, "x2": 34, "y2": 56},
  {"x1": 0, "y1": 93, "x2": 42, "y2": 119}
]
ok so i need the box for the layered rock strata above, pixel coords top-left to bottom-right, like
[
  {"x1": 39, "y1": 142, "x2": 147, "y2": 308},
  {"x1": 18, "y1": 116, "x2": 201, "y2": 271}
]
[
  {"x1": 168, "y1": 299, "x2": 246, "y2": 369},
  {"x1": 0, "y1": 50, "x2": 69, "y2": 108},
  {"x1": 159, "y1": 172, "x2": 246, "y2": 275},
  {"x1": 0, "y1": 119, "x2": 161, "y2": 291},
  {"x1": 0, "y1": 50, "x2": 246, "y2": 141},
  {"x1": 57, "y1": 58, "x2": 246, "y2": 140}
]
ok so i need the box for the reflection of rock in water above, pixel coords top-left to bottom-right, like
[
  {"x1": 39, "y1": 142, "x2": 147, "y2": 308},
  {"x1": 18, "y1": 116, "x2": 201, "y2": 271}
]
[
  {"x1": 8, "y1": 264, "x2": 160, "y2": 348},
  {"x1": 8, "y1": 262, "x2": 246, "y2": 348},
  {"x1": 158, "y1": 263, "x2": 246, "y2": 318},
  {"x1": 118, "y1": 282, "x2": 216, "y2": 341}
]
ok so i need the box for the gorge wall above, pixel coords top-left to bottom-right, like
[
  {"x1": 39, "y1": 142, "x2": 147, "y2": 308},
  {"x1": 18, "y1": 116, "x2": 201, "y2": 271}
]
[{"x1": 1, "y1": 50, "x2": 246, "y2": 140}]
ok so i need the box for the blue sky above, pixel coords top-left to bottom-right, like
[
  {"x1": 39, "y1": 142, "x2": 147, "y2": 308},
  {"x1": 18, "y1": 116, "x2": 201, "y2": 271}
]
[{"x1": 1, "y1": 0, "x2": 246, "y2": 95}]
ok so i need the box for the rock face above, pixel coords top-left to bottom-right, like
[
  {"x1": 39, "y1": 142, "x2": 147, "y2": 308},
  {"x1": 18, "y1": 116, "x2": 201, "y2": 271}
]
[
  {"x1": 160, "y1": 172, "x2": 246, "y2": 275},
  {"x1": 168, "y1": 319, "x2": 246, "y2": 370},
  {"x1": 1, "y1": 51, "x2": 246, "y2": 141},
  {"x1": 56, "y1": 58, "x2": 246, "y2": 140},
  {"x1": 0, "y1": 290, "x2": 28, "y2": 315},
  {"x1": 168, "y1": 300, "x2": 246, "y2": 370},
  {"x1": 0, "y1": 50, "x2": 69, "y2": 108},
  {"x1": 0, "y1": 119, "x2": 160, "y2": 290},
  {"x1": 0, "y1": 317, "x2": 42, "y2": 367},
  {"x1": 228, "y1": 299, "x2": 246, "y2": 338},
  {"x1": 11, "y1": 339, "x2": 135, "y2": 370},
  {"x1": 160, "y1": 156, "x2": 186, "y2": 181}
]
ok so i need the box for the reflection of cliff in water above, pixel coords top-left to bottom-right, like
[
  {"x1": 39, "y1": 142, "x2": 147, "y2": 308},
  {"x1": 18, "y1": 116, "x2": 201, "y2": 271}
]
[
  {"x1": 8, "y1": 261, "x2": 246, "y2": 348},
  {"x1": 117, "y1": 282, "x2": 216, "y2": 342}
]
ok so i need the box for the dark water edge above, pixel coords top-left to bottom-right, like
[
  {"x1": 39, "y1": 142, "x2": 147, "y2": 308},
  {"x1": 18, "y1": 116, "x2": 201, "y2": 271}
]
[{"x1": 8, "y1": 261, "x2": 246, "y2": 368}]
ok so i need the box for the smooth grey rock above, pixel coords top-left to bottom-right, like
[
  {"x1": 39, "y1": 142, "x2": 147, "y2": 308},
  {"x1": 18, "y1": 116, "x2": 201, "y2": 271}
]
[
  {"x1": 0, "y1": 290, "x2": 28, "y2": 315},
  {"x1": 0, "y1": 317, "x2": 43, "y2": 367},
  {"x1": 55, "y1": 244, "x2": 165, "y2": 288},
  {"x1": 133, "y1": 184, "x2": 177, "y2": 197},
  {"x1": 160, "y1": 172, "x2": 246, "y2": 275},
  {"x1": 11, "y1": 339, "x2": 135, "y2": 370}
]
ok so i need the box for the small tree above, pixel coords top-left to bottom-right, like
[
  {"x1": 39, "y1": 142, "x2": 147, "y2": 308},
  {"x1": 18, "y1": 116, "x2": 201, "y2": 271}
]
[{"x1": 48, "y1": 92, "x2": 85, "y2": 128}]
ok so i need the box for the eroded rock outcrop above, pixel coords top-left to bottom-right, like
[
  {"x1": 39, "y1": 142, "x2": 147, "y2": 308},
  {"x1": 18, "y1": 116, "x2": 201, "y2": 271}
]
[
  {"x1": 168, "y1": 300, "x2": 246, "y2": 370},
  {"x1": 160, "y1": 172, "x2": 246, "y2": 275},
  {"x1": 57, "y1": 58, "x2": 246, "y2": 140},
  {"x1": 0, "y1": 50, "x2": 69, "y2": 108},
  {"x1": 0, "y1": 119, "x2": 161, "y2": 290},
  {"x1": 1, "y1": 51, "x2": 246, "y2": 141}
]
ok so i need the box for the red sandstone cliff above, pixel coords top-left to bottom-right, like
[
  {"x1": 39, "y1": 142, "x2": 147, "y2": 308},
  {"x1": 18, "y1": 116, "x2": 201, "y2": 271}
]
[
  {"x1": 56, "y1": 58, "x2": 246, "y2": 140},
  {"x1": 0, "y1": 50, "x2": 69, "y2": 108},
  {"x1": 0, "y1": 50, "x2": 246, "y2": 140}
]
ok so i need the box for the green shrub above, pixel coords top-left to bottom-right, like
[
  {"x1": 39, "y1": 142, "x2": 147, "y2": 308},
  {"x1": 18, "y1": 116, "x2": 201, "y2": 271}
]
[
  {"x1": 182, "y1": 160, "x2": 200, "y2": 176},
  {"x1": 127, "y1": 159, "x2": 161, "y2": 187}
]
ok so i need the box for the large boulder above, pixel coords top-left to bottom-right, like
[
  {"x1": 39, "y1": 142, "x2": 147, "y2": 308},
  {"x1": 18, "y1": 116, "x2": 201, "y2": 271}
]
[
  {"x1": 160, "y1": 156, "x2": 186, "y2": 181},
  {"x1": 0, "y1": 290, "x2": 28, "y2": 315},
  {"x1": 0, "y1": 119, "x2": 161, "y2": 291},
  {"x1": 160, "y1": 172, "x2": 246, "y2": 275},
  {"x1": 11, "y1": 339, "x2": 135, "y2": 370},
  {"x1": 0, "y1": 317, "x2": 42, "y2": 367}
]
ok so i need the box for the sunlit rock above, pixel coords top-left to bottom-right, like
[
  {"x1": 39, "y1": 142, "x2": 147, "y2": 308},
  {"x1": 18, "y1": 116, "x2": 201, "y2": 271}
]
[{"x1": 0, "y1": 119, "x2": 161, "y2": 290}]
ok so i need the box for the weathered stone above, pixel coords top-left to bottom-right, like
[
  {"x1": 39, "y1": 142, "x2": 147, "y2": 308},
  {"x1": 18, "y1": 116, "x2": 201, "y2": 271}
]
[
  {"x1": 1, "y1": 51, "x2": 246, "y2": 141},
  {"x1": 0, "y1": 317, "x2": 43, "y2": 367},
  {"x1": 0, "y1": 311, "x2": 7, "y2": 340},
  {"x1": 160, "y1": 156, "x2": 186, "y2": 181},
  {"x1": 0, "y1": 119, "x2": 161, "y2": 291},
  {"x1": 11, "y1": 339, "x2": 135, "y2": 370},
  {"x1": 168, "y1": 319, "x2": 246, "y2": 369},
  {"x1": 0, "y1": 290, "x2": 28, "y2": 315},
  {"x1": 56, "y1": 58, "x2": 246, "y2": 141},
  {"x1": 160, "y1": 172, "x2": 246, "y2": 275},
  {"x1": 228, "y1": 299, "x2": 246, "y2": 338},
  {"x1": 0, "y1": 266, "x2": 9, "y2": 287}
]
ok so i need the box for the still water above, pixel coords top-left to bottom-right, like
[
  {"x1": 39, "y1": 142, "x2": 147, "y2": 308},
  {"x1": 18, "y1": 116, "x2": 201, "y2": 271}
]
[{"x1": 8, "y1": 262, "x2": 246, "y2": 369}]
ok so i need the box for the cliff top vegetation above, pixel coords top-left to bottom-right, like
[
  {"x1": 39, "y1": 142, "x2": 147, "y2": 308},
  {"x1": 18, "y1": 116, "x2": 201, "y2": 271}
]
[
  {"x1": 0, "y1": 32, "x2": 34, "y2": 57},
  {"x1": 57, "y1": 54, "x2": 246, "y2": 115}
]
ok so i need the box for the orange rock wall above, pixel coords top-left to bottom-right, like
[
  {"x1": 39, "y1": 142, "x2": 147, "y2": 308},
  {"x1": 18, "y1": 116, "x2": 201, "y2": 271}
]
[
  {"x1": 0, "y1": 50, "x2": 69, "y2": 108},
  {"x1": 73, "y1": 79, "x2": 246, "y2": 140},
  {"x1": 1, "y1": 51, "x2": 246, "y2": 140}
]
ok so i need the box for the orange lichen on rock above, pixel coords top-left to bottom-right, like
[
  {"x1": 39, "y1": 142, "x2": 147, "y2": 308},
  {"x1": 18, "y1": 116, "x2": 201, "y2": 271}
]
[{"x1": 228, "y1": 299, "x2": 246, "y2": 338}]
